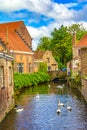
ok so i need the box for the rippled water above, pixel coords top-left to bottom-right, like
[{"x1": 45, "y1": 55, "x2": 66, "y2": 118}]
[{"x1": 0, "y1": 81, "x2": 87, "y2": 130}]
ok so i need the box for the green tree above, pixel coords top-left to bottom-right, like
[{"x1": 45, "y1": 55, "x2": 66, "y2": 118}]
[
  {"x1": 38, "y1": 62, "x2": 47, "y2": 72},
  {"x1": 37, "y1": 24, "x2": 87, "y2": 69},
  {"x1": 51, "y1": 25, "x2": 72, "y2": 66},
  {"x1": 37, "y1": 37, "x2": 51, "y2": 51},
  {"x1": 68, "y1": 23, "x2": 87, "y2": 40}
]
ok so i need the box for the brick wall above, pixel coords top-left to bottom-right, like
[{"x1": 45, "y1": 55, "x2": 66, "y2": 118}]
[
  {"x1": 17, "y1": 22, "x2": 32, "y2": 50},
  {"x1": 82, "y1": 79, "x2": 87, "y2": 102},
  {"x1": 80, "y1": 48, "x2": 87, "y2": 76},
  {"x1": 0, "y1": 54, "x2": 14, "y2": 122},
  {"x1": 14, "y1": 53, "x2": 34, "y2": 73},
  {"x1": 43, "y1": 51, "x2": 58, "y2": 71}
]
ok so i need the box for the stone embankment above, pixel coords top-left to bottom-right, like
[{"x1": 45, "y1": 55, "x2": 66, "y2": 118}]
[
  {"x1": 81, "y1": 79, "x2": 87, "y2": 102},
  {"x1": 68, "y1": 77, "x2": 87, "y2": 102}
]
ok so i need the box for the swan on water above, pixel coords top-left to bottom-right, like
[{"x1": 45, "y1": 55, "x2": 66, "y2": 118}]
[
  {"x1": 67, "y1": 102, "x2": 72, "y2": 111},
  {"x1": 15, "y1": 108, "x2": 24, "y2": 112},
  {"x1": 36, "y1": 93, "x2": 40, "y2": 99},
  {"x1": 14, "y1": 106, "x2": 24, "y2": 112},
  {"x1": 67, "y1": 106, "x2": 72, "y2": 111},
  {"x1": 56, "y1": 107, "x2": 61, "y2": 114},
  {"x1": 56, "y1": 85, "x2": 63, "y2": 89},
  {"x1": 58, "y1": 99, "x2": 64, "y2": 106}
]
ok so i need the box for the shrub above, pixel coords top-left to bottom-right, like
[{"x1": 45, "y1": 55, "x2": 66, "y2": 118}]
[{"x1": 14, "y1": 72, "x2": 50, "y2": 91}]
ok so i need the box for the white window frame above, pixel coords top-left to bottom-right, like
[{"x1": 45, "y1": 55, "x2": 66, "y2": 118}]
[{"x1": 17, "y1": 63, "x2": 24, "y2": 73}]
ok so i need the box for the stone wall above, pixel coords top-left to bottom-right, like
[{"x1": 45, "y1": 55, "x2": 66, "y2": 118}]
[
  {"x1": 82, "y1": 79, "x2": 87, "y2": 102},
  {"x1": 80, "y1": 48, "x2": 87, "y2": 76},
  {"x1": 43, "y1": 51, "x2": 58, "y2": 71},
  {"x1": 0, "y1": 53, "x2": 14, "y2": 122}
]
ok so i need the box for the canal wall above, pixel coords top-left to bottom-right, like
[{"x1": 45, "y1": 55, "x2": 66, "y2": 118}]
[
  {"x1": 68, "y1": 77, "x2": 87, "y2": 102},
  {"x1": 81, "y1": 79, "x2": 87, "y2": 102},
  {"x1": 0, "y1": 53, "x2": 15, "y2": 123}
]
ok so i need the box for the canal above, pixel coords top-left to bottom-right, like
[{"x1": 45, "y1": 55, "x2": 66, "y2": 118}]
[{"x1": 0, "y1": 81, "x2": 87, "y2": 130}]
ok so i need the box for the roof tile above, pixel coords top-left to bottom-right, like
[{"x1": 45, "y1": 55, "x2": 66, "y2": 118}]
[
  {"x1": 76, "y1": 34, "x2": 87, "y2": 47},
  {"x1": 0, "y1": 21, "x2": 31, "y2": 52}
]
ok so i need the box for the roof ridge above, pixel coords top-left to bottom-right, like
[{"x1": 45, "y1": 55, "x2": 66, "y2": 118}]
[{"x1": 0, "y1": 20, "x2": 23, "y2": 25}]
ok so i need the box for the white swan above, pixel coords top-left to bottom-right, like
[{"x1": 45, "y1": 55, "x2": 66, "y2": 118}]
[
  {"x1": 15, "y1": 107, "x2": 24, "y2": 112},
  {"x1": 56, "y1": 108, "x2": 61, "y2": 114},
  {"x1": 36, "y1": 93, "x2": 40, "y2": 99},
  {"x1": 58, "y1": 99, "x2": 64, "y2": 106},
  {"x1": 67, "y1": 106, "x2": 72, "y2": 111},
  {"x1": 67, "y1": 102, "x2": 72, "y2": 111},
  {"x1": 56, "y1": 85, "x2": 63, "y2": 89}
]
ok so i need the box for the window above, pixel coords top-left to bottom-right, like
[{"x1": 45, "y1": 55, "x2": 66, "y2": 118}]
[
  {"x1": 8, "y1": 67, "x2": 12, "y2": 85},
  {"x1": 78, "y1": 49, "x2": 81, "y2": 55},
  {"x1": 0, "y1": 66, "x2": 4, "y2": 88},
  {"x1": 29, "y1": 63, "x2": 32, "y2": 72},
  {"x1": 47, "y1": 58, "x2": 50, "y2": 63},
  {"x1": 17, "y1": 63, "x2": 24, "y2": 73},
  {"x1": 48, "y1": 66, "x2": 51, "y2": 71}
]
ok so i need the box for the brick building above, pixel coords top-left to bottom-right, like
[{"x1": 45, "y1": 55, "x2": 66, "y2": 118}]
[
  {"x1": 0, "y1": 52, "x2": 14, "y2": 122},
  {"x1": 67, "y1": 33, "x2": 87, "y2": 77},
  {"x1": 34, "y1": 50, "x2": 58, "y2": 72},
  {"x1": 0, "y1": 21, "x2": 34, "y2": 73}
]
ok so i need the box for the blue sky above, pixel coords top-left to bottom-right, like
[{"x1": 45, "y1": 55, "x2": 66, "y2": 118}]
[{"x1": 0, "y1": 0, "x2": 87, "y2": 50}]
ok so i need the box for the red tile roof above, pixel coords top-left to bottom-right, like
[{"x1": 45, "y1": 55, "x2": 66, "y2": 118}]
[
  {"x1": 76, "y1": 34, "x2": 87, "y2": 47},
  {"x1": 34, "y1": 51, "x2": 45, "y2": 59},
  {"x1": 0, "y1": 21, "x2": 31, "y2": 52}
]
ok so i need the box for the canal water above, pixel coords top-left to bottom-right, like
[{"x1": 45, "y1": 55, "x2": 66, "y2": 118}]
[{"x1": 0, "y1": 81, "x2": 87, "y2": 130}]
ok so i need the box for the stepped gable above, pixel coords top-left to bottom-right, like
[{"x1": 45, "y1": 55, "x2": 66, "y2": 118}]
[
  {"x1": 0, "y1": 21, "x2": 32, "y2": 52},
  {"x1": 76, "y1": 34, "x2": 87, "y2": 47}
]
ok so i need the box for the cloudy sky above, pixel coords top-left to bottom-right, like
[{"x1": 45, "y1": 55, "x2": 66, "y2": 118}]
[{"x1": 0, "y1": 0, "x2": 87, "y2": 50}]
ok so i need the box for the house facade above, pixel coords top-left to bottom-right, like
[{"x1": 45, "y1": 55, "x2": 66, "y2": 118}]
[
  {"x1": 0, "y1": 21, "x2": 34, "y2": 73},
  {"x1": 0, "y1": 52, "x2": 14, "y2": 122},
  {"x1": 67, "y1": 33, "x2": 81, "y2": 76},
  {"x1": 34, "y1": 50, "x2": 58, "y2": 72},
  {"x1": 67, "y1": 33, "x2": 87, "y2": 77},
  {"x1": 67, "y1": 33, "x2": 87, "y2": 102}
]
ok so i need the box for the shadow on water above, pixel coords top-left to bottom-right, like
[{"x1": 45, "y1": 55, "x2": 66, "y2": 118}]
[{"x1": 0, "y1": 80, "x2": 87, "y2": 130}]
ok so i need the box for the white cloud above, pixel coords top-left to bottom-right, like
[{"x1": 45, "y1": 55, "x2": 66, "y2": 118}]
[
  {"x1": 0, "y1": 0, "x2": 75, "y2": 21},
  {"x1": 27, "y1": 25, "x2": 51, "y2": 50},
  {"x1": 0, "y1": 0, "x2": 87, "y2": 50},
  {"x1": 0, "y1": 0, "x2": 52, "y2": 13}
]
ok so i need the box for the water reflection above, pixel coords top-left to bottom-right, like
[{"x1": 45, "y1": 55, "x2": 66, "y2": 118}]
[{"x1": 0, "y1": 81, "x2": 87, "y2": 130}]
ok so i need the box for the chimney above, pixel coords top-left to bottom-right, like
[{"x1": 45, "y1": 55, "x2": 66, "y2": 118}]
[
  {"x1": 6, "y1": 26, "x2": 10, "y2": 53},
  {"x1": 72, "y1": 31, "x2": 76, "y2": 46}
]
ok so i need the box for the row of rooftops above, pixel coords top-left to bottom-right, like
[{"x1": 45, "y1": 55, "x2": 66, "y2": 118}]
[{"x1": 0, "y1": 21, "x2": 87, "y2": 54}]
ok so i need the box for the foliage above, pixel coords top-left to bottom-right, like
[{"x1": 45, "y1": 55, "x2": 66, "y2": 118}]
[
  {"x1": 68, "y1": 23, "x2": 87, "y2": 40},
  {"x1": 36, "y1": 23, "x2": 87, "y2": 69},
  {"x1": 14, "y1": 72, "x2": 50, "y2": 91},
  {"x1": 75, "y1": 74, "x2": 81, "y2": 85},
  {"x1": 38, "y1": 62, "x2": 47, "y2": 72},
  {"x1": 37, "y1": 37, "x2": 51, "y2": 51}
]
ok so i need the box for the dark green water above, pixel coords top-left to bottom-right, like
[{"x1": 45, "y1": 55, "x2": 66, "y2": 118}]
[{"x1": 0, "y1": 81, "x2": 87, "y2": 130}]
